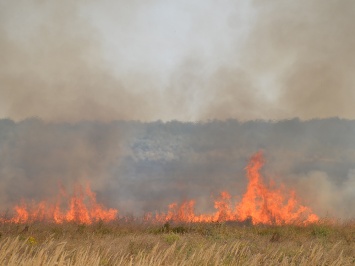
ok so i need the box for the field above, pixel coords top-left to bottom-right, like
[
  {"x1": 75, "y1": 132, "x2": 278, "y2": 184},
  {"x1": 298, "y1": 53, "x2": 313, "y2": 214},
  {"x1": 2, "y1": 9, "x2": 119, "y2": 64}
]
[{"x1": 0, "y1": 220, "x2": 355, "y2": 265}]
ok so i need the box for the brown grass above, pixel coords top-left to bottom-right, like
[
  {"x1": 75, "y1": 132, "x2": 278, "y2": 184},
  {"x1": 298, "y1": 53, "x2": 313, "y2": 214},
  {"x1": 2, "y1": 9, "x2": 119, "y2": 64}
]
[{"x1": 0, "y1": 220, "x2": 355, "y2": 265}]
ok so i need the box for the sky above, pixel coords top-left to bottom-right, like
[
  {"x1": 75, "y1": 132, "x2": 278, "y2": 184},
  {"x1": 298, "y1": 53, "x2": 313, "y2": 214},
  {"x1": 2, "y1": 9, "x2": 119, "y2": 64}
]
[{"x1": 1, "y1": 0, "x2": 355, "y2": 122}]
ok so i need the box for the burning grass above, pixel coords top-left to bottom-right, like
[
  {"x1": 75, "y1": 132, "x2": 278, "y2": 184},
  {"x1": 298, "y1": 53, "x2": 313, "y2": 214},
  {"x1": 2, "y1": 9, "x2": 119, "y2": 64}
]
[
  {"x1": 0, "y1": 220, "x2": 355, "y2": 265},
  {"x1": 0, "y1": 152, "x2": 347, "y2": 264},
  {"x1": 1, "y1": 152, "x2": 318, "y2": 226}
]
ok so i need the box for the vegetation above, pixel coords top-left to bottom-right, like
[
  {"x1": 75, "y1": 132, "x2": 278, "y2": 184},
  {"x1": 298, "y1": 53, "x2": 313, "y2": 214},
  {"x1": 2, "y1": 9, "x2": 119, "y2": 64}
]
[{"x1": 0, "y1": 220, "x2": 355, "y2": 265}]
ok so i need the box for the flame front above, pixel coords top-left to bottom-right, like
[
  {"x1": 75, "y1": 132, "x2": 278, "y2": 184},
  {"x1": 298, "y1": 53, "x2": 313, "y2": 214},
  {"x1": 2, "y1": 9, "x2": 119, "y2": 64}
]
[
  {"x1": 2, "y1": 184, "x2": 118, "y2": 224},
  {"x1": 154, "y1": 152, "x2": 318, "y2": 225},
  {"x1": 1, "y1": 152, "x2": 318, "y2": 225}
]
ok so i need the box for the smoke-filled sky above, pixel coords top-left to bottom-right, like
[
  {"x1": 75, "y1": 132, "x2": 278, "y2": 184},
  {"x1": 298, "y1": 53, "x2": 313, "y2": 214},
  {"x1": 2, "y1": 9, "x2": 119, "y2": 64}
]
[
  {"x1": 1, "y1": 0, "x2": 355, "y2": 122},
  {"x1": 1, "y1": 1, "x2": 355, "y2": 221}
]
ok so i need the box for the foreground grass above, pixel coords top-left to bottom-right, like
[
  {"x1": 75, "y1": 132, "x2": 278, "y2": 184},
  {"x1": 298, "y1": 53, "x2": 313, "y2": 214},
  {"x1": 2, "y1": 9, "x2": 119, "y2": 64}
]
[{"x1": 0, "y1": 220, "x2": 355, "y2": 265}]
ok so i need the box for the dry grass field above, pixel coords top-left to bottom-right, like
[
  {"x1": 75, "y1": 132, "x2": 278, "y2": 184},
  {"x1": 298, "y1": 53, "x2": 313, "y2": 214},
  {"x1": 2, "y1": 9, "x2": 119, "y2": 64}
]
[{"x1": 0, "y1": 220, "x2": 355, "y2": 265}]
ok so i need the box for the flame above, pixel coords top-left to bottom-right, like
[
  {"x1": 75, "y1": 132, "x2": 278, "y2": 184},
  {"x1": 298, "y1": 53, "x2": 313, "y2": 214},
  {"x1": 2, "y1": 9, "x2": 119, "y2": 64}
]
[
  {"x1": 1, "y1": 152, "x2": 318, "y2": 225},
  {"x1": 154, "y1": 152, "x2": 318, "y2": 225},
  {"x1": 235, "y1": 152, "x2": 318, "y2": 224},
  {"x1": 2, "y1": 184, "x2": 118, "y2": 224}
]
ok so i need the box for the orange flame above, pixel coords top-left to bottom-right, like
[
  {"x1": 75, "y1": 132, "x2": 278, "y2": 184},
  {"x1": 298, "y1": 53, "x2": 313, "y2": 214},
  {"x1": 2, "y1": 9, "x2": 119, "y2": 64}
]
[
  {"x1": 235, "y1": 152, "x2": 318, "y2": 224},
  {"x1": 154, "y1": 152, "x2": 318, "y2": 225},
  {"x1": 2, "y1": 184, "x2": 118, "y2": 224},
  {"x1": 1, "y1": 152, "x2": 318, "y2": 225}
]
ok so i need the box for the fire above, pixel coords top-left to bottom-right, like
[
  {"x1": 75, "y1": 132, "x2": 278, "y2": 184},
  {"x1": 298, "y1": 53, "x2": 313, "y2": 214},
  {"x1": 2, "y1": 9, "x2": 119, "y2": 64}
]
[
  {"x1": 1, "y1": 152, "x2": 318, "y2": 225},
  {"x1": 154, "y1": 152, "x2": 318, "y2": 225},
  {"x1": 1, "y1": 184, "x2": 118, "y2": 224},
  {"x1": 235, "y1": 152, "x2": 318, "y2": 224}
]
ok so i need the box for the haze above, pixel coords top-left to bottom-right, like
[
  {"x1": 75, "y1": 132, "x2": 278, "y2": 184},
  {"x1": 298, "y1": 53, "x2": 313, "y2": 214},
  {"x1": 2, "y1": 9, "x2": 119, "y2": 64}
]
[
  {"x1": 1, "y1": 1, "x2": 354, "y2": 122},
  {"x1": 1, "y1": 1, "x2": 355, "y2": 220}
]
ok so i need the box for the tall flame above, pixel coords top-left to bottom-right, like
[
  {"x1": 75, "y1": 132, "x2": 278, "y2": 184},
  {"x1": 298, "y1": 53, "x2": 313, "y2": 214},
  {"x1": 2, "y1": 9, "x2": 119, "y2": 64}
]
[
  {"x1": 154, "y1": 152, "x2": 318, "y2": 225},
  {"x1": 1, "y1": 152, "x2": 318, "y2": 225}
]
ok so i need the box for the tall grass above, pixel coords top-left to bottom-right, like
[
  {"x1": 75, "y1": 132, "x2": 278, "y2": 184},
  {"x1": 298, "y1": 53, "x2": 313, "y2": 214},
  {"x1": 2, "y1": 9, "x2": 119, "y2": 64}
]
[{"x1": 0, "y1": 221, "x2": 354, "y2": 265}]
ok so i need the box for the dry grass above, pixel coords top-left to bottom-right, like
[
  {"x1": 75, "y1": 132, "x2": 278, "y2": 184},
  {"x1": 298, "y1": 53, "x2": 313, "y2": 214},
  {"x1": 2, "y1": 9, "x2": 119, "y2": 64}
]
[{"x1": 0, "y1": 220, "x2": 355, "y2": 265}]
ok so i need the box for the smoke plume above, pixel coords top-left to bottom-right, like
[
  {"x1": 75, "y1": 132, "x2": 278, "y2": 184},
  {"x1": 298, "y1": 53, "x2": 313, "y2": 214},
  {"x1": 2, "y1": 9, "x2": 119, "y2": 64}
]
[
  {"x1": 1, "y1": 1, "x2": 354, "y2": 121},
  {"x1": 0, "y1": 0, "x2": 157, "y2": 122},
  {"x1": 1, "y1": 118, "x2": 355, "y2": 220},
  {"x1": 1, "y1": 1, "x2": 354, "y2": 221}
]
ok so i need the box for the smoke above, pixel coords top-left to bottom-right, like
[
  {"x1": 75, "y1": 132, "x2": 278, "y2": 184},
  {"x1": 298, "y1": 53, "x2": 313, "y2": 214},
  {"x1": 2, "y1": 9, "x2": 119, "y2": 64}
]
[
  {"x1": 0, "y1": 118, "x2": 133, "y2": 211},
  {"x1": 0, "y1": 0, "x2": 158, "y2": 122},
  {"x1": 236, "y1": 0, "x2": 355, "y2": 120},
  {"x1": 1, "y1": 118, "x2": 355, "y2": 220},
  {"x1": 1, "y1": 1, "x2": 354, "y2": 121},
  {"x1": 1, "y1": 1, "x2": 355, "y2": 220},
  {"x1": 294, "y1": 170, "x2": 355, "y2": 220}
]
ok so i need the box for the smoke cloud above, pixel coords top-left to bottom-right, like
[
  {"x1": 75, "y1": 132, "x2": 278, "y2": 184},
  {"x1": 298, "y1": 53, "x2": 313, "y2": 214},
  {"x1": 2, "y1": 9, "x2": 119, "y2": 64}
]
[
  {"x1": 0, "y1": 0, "x2": 158, "y2": 122},
  {"x1": 1, "y1": 118, "x2": 355, "y2": 220},
  {"x1": 1, "y1": 1, "x2": 354, "y2": 121},
  {"x1": 1, "y1": 1, "x2": 354, "y2": 221},
  {"x1": 236, "y1": 0, "x2": 355, "y2": 120}
]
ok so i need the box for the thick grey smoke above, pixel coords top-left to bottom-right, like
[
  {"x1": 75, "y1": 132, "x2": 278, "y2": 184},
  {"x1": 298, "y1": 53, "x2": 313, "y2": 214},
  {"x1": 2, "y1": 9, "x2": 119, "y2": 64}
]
[
  {"x1": 1, "y1": 118, "x2": 355, "y2": 220},
  {"x1": 0, "y1": 0, "x2": 157, "y2": 122},
  {"x1": 1, "y1": 1, "x2": 354, "y2": 121},
  {"x1": 1, "y1": 1, "x2": 355, "y2": 220},
  {"x1": 235, "y1": 0, "x2": 355, "y2": 120}
]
